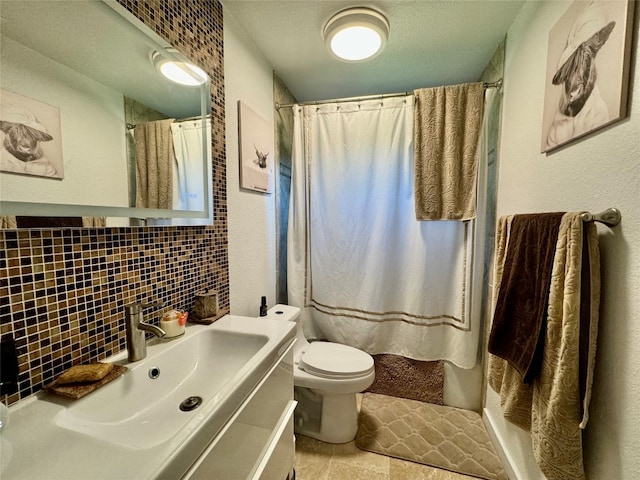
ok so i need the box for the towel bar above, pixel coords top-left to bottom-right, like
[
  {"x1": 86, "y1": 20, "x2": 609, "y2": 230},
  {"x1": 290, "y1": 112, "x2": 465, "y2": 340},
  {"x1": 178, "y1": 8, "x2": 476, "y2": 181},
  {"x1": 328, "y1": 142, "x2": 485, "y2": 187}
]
[{"x1": 581, "y1": 208, "x2": 621, "y2": 227}]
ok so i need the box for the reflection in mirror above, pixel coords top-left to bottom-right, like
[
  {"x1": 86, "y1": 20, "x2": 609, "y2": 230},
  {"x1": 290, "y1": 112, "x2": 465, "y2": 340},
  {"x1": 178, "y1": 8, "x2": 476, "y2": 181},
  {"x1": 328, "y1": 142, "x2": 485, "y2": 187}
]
[{"x1": 0, "y1": 0, "x2": 213, "y2": 227}]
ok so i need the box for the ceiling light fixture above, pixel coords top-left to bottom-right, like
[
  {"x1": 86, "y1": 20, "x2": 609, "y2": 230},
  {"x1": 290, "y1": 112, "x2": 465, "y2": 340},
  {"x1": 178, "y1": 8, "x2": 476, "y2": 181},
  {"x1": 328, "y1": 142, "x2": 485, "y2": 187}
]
[
  {"x1": 322, "y1": 7, "x2": 389, "y2": 62},
  {"x1": 151, "y1": 50, "x2": 208, "y2": 87}
]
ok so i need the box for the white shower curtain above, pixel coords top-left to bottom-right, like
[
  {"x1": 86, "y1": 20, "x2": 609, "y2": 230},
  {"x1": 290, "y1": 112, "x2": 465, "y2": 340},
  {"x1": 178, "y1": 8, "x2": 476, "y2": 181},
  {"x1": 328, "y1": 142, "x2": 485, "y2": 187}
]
[
  {"x1": 288, "y1": 97, "x2": 480, "y2": 368},
  {"x1": 171, "y1": 119, "x2": 210, "y2": 212}
]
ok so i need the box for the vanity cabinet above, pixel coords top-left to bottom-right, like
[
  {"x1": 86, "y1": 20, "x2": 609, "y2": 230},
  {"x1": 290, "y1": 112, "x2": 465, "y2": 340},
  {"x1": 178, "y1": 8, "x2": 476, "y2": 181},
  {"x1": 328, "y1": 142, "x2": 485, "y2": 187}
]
[{"x1": 183, "y1": 343, "x2": 296, "y2": 480}]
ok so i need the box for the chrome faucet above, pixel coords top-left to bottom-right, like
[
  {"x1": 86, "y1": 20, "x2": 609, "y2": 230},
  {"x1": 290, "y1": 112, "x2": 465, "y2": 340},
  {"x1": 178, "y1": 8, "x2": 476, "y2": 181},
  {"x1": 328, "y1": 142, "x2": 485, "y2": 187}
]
[{"x1": 125, "y1": 303, "x2": 166, "y2": 362}]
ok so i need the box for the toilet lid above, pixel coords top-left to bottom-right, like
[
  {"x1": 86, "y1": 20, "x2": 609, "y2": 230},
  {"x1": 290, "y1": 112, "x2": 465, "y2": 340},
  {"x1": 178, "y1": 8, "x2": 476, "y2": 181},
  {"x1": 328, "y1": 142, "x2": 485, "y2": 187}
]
[{"x1": 299, "y1": 342, "x2": 374, "y2": 379}]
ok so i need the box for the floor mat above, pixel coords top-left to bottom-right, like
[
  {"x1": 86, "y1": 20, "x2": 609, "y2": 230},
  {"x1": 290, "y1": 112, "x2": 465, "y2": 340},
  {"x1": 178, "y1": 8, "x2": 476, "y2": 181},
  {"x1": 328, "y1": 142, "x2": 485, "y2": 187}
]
[
  {"x1": 356, "y1": 393, "x2": 507, "y2": 480},
  {"x1": 366, "y1": 355, "x2": 444, "y2": 405}
]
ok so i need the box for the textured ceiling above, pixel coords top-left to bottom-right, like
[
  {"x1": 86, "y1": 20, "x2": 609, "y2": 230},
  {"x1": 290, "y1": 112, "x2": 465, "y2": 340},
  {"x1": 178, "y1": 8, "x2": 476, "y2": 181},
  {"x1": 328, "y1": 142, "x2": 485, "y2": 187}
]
[{"x1": 222, "y1": 0, "x2": 525, "y2": 102}]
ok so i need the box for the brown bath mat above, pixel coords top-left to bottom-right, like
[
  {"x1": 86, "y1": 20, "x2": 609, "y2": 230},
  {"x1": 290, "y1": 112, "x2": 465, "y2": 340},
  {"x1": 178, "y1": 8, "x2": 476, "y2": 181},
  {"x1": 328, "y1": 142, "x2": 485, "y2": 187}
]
[
  {"x1": 356, "y1": 393, "x2": 507, "y2": 480},
  {"x1": 366, "y1": 355, "x2": 444, "y2": 405}
]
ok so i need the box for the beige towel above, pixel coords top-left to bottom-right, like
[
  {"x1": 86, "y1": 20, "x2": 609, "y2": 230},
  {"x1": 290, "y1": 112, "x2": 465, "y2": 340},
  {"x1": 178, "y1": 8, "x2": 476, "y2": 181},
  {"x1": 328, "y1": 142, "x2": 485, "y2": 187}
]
[
  {"x1": 413, "y1": 82, "x2": 484, "y2": 220},
  {"x1": 135, "y1": 118, "x2": 175, "y2": 209},
  {"x1": 82, "y1": 217, "x2": 106, "y2": 227},
  {"x1": 56, "y1": 362, "x2": 115, "y2": 385},
  {"x1": 488, "y1": 212, "x2": 600, "y2": 480},
  {"x1": 0, "y1": 216, "x2": 17, "y2": 228}
]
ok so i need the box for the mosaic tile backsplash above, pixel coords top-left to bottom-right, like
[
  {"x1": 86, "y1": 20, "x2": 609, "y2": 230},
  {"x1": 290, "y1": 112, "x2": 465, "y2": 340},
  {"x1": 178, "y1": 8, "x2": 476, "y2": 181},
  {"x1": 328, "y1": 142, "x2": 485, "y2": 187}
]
[{"x1": 0, "y1": 0, "x2": 228, "y2": 406}]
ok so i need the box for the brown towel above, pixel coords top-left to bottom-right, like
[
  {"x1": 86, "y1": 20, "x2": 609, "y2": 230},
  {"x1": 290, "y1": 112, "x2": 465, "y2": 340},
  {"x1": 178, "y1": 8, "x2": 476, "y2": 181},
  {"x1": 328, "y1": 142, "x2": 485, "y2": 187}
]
[
  {"x1": 12, "y1": 217, "x2": 106, "y2": 228},
  {"x1": 488, "y1": 215, "x2": 533, "y2": 431},
  {"x1": 413, "y1": 82, "x2": 484, "y2": 221},
  {"x1": 488, "y1": 212, "x2": 564, "y2": 382}
]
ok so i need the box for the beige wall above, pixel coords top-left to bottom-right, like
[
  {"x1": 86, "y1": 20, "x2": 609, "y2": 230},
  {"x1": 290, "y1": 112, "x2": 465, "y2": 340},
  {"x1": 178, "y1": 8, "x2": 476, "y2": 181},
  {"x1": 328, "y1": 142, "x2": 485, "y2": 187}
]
[
  {"x1": 485, "y1": 1, "x2": 640, "y2": 478},
  {"x1": 1, "y1": 37, "x2": 128, "y2": 208},
  {"x1": 223, "y1": 10, "x2": 277, "y2": 316}
]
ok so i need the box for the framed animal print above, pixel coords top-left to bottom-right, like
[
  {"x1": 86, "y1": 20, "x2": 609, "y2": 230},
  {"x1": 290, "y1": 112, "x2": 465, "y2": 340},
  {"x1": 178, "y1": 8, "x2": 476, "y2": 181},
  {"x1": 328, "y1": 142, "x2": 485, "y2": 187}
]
[
  {"x1": 238, "y1": 100, "x2": 273, "y2": 193},
  {"x1": 0, "y1": 89, "x2": 64, "y2": 178},
  {"x1": 541, "y1": 0, "x2": 635, "y2": 153}
]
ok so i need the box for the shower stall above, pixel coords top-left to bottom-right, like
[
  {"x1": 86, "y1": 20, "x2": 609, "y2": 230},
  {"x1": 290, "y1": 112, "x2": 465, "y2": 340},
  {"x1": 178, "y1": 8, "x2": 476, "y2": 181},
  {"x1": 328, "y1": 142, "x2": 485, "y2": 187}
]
[{"x1": 273, "y1": 42, "x2": 504, "y2": 410}]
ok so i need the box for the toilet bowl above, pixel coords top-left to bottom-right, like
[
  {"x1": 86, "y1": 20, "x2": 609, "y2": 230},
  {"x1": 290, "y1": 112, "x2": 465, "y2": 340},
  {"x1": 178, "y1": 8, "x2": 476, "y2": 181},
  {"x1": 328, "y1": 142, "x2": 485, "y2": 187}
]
[{"x1": 265, "y1": 304, "x2": 375, "y2": 443}]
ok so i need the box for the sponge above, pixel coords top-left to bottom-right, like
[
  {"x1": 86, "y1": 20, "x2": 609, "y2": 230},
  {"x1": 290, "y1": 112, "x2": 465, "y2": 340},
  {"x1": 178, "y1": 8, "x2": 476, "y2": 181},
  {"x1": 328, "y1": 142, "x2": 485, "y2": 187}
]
[{"x1": 56, "y1": 363, "x2": 115, "y2": 385}]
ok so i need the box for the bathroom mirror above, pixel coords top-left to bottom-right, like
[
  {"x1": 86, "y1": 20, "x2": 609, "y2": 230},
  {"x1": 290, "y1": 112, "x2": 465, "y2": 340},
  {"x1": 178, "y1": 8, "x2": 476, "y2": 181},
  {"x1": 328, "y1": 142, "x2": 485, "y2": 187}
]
[{"x1": 0, "y1": 0, "x2": 213, "y2": 227}]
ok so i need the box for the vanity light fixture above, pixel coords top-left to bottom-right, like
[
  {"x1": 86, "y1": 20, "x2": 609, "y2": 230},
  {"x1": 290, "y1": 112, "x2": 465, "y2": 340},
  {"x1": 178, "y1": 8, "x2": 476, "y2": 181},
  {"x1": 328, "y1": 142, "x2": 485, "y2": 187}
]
[
  {"x1": 322, "y1": 7, "x2": 389, "y2": 62},
  {"x1": 151, "y1": 50, "x2": 208, "y2": 87}
]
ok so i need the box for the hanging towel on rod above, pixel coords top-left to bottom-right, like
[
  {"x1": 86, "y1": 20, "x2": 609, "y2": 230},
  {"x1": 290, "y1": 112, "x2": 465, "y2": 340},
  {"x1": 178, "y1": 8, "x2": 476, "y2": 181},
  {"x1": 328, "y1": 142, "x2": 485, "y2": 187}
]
[
  {"x1": 488, "y1": 212, "x2": 601, "y2": 480},
  {"x1": 488, "y1": 212, "x2": 565, "y2": 383},
  {"x1": 134, "y1": 118, "x2": 175, "y2": 209},
  {"x1": 413, "y1": 82, "x2": 484, "y2": 221}
]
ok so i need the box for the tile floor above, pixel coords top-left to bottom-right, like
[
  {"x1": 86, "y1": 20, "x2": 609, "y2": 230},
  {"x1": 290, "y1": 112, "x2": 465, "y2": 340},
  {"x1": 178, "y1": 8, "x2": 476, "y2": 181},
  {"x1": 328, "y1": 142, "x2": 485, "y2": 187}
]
[{"x1": 294, "y1": 434, "x2": 478, "y2": 480}]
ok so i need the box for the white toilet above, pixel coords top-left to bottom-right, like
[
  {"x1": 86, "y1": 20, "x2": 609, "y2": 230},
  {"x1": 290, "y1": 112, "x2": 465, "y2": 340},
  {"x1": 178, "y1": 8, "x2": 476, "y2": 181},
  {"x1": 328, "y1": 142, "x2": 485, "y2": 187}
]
[{"x1": 265, "y1": 304, "x2": 375, "y2": 444}]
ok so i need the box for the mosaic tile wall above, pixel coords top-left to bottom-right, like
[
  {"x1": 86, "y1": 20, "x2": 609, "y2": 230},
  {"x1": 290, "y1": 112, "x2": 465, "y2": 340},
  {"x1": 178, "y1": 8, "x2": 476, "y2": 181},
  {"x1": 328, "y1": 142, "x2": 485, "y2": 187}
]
[{"x1": 0, "y1": 0, "x2": 228, "y2": 406}]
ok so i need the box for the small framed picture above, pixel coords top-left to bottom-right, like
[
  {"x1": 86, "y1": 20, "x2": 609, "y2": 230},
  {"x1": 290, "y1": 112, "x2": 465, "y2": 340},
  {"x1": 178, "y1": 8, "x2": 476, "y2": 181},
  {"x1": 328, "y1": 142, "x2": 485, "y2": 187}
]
[
  {"x1": 238, "y1": 100, "x2": 273, "y2": 193},
  {"x1": 0, "y1": 89, "x2": 64, "y2": 178},
  {"x1": 541, "y1": 0, "x2": 635, "y2": 153}
]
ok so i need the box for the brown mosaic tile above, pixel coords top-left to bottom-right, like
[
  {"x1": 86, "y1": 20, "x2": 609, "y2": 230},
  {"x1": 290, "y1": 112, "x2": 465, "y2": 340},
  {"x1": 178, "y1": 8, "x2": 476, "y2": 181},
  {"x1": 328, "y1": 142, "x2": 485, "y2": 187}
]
[{"x1": 0, "y1": 0, "x2": 228, "y2": 406}]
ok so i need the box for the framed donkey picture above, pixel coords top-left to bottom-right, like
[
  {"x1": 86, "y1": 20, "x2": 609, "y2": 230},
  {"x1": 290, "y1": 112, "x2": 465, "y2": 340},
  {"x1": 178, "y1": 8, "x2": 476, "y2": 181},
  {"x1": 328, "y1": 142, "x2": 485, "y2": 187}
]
[
  {"x1": 541, "y1": 0, "x2": 635, "y2": 153},
  {"x1": 238, "y1": 101, "x2": 273, "y2": 193}
]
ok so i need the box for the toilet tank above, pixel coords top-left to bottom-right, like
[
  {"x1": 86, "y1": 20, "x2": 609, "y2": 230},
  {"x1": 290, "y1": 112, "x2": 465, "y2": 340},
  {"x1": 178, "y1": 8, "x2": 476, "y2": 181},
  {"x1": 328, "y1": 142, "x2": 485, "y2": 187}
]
[
  {"x1": 265, "y1": 304, "x2": 307, "y2": 355},
  {"x1": 265, "y1": 304, "x2": 301, "y2": 323}
]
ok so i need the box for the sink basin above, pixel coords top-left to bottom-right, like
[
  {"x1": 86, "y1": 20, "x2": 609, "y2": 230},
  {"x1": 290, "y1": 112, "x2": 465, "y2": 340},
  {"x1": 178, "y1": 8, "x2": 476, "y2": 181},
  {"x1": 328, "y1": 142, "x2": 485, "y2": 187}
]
[{"x1": 55, "y1": 328, "x2": 268, "y2": 449}]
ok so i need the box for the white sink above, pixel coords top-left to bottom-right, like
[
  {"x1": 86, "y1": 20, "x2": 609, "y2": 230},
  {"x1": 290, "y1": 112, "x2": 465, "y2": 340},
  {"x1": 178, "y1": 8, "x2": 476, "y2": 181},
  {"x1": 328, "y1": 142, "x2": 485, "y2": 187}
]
[{"x1": 55, "y1": 328, "x2": 268, "y2": 449}]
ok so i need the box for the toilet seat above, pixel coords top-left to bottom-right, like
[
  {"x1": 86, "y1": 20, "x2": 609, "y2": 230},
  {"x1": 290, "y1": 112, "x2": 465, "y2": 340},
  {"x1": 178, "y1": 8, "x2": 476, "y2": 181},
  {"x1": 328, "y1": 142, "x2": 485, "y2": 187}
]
[{"x1": 299, "y1": 342, "x2": 374, "y2": 380}]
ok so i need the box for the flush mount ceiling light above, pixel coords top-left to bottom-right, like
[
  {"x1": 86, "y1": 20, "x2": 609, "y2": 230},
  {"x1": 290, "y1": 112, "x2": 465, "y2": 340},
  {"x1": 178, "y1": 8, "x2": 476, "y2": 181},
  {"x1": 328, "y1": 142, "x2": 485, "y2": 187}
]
[
  {"x1": 151, "y1": 50, "x2": 208, "y2": 87},
  {"x1": 322, "y1": 7, "x2": 389, "y2": 62}
]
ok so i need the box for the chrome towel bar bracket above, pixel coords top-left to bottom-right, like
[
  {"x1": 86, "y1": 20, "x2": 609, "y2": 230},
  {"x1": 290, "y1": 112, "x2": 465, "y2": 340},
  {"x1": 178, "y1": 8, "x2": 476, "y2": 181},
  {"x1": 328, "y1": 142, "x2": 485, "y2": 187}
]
[{"x1": 581, "y1": 208, "x2": 621, "y2": 227}]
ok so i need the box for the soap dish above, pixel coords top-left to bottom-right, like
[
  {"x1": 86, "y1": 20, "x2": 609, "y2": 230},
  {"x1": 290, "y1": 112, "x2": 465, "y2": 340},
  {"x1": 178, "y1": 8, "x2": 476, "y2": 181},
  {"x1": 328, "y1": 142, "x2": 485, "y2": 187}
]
[
  {"x1": 188, "y1": 314, "x2": 219, "y2": 325},
  {"x1": 44, "y1": 365, "x2": 128, "y2": 400}
]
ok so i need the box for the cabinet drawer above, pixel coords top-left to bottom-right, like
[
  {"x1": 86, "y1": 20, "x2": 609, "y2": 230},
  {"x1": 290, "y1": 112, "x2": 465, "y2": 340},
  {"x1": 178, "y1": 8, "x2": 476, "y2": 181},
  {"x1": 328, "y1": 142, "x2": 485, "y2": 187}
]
[
  {"x1": 184, "y1": 343, "x2": 294, "y2": 480},
  {"x1": 253, "y1": 401, "x2": 296, "y2": 480}
]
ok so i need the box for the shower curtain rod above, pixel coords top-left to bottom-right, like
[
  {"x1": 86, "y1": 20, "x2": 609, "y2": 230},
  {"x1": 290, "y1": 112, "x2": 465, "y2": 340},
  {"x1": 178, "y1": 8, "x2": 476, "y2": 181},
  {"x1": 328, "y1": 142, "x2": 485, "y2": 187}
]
[
  {"x1": 176, "y1": 114, "x2": 211, "y2": 122},
  {"x1": 275, "y1": 78, "x2": 503, "y2": 110}
]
